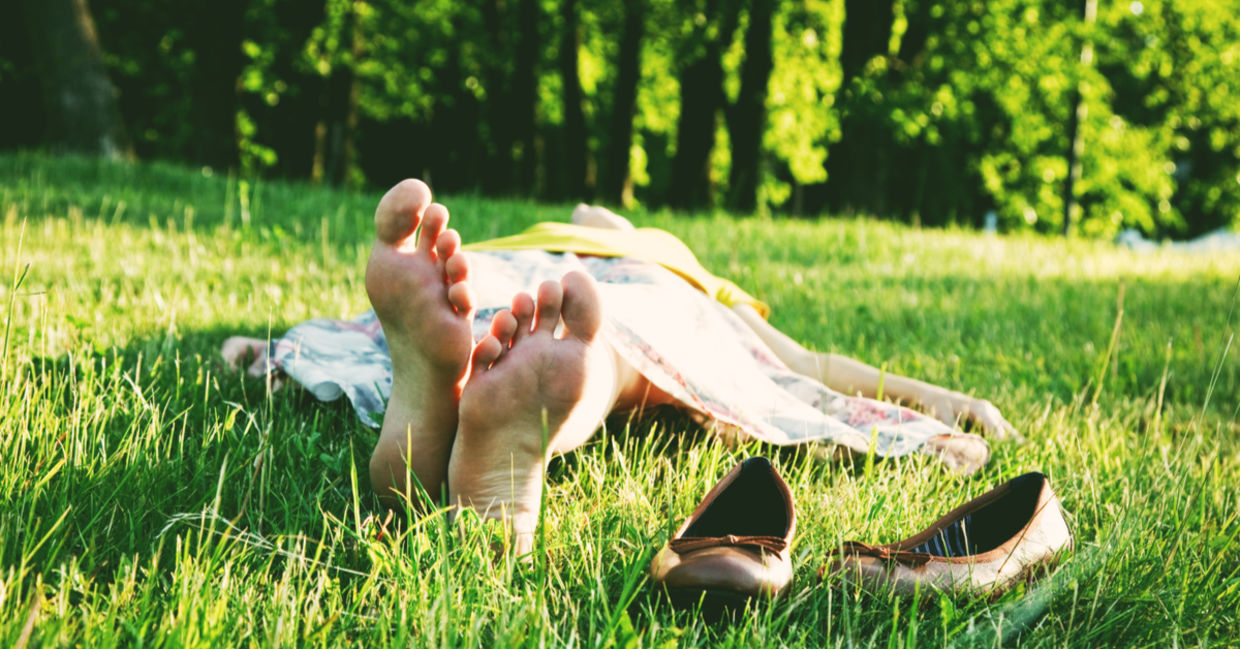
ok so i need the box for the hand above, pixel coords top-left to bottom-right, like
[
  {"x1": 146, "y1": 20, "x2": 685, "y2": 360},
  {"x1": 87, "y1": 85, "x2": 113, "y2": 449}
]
[
  {"x1": 220, "y1": 336, "x2": 286, "y2": 391},
  {"x1": 924, "y1": 391, "x2": 1021, "y2": 440}
]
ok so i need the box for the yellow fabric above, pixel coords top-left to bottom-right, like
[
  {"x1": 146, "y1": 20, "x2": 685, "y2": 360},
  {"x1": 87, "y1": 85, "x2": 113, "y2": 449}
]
[{"x1": 463, "y1": 222, "x2": 770, "y2": 318}]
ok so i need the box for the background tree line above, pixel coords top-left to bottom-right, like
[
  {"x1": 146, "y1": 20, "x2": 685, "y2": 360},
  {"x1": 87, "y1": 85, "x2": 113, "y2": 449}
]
[{"x1": 2, "y1": 0, "x2": 1237, "y2": 236}]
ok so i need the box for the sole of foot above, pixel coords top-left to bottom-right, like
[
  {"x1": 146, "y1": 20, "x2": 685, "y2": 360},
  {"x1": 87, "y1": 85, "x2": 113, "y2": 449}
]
[
  {"x1": 448, "y1": 270, "x2": 618, "y2": 555},
  {"x1": 366, "y1": 179, "x2": 477, "y2": 506}
]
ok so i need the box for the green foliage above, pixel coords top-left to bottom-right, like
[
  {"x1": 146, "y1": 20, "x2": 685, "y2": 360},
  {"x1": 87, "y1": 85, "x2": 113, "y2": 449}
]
[
  {"x1": 3, "y1": 0, "x2": 1239, "y2": 234},
  {"x1": 763, "y1": 0, "x2": 841, "y2": 201},
  {"x1": 830, "y1": 0, "x2": 1239, "y2": 236},
  {"x1": 92, "y1": 0, "x2": 200, "y2": 160},
  {"x1": 1095, "y1": 0, "x2": 1240, "y2": 236}
]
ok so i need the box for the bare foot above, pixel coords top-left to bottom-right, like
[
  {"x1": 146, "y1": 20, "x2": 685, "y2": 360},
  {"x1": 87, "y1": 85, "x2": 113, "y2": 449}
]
[
  {"x1": 571, "y1": 203, "x2": 636, "y2": 231},
  {"x1": 449, "y1": 271, "x2": 619, "y2": 554},
  {"x1": 367, "y1": 179, "x2": 475, "y2": 506},
  {"x1": 220, "y1": 336, "x2": 269, "y2": 376},
  {"x1": 220, "y1": 336, "x2": 285, "y2": 390}
]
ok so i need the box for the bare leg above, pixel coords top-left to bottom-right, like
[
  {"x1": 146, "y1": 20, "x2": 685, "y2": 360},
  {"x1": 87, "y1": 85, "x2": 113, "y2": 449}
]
[
  {"x1": 448, "y1": 271, "x2": 638, "y2": 554},
  {"x1": 730, "y1": 302, "x2": 1017, "y2": 438},
  {"x1": 366, "y1": 179, "x2": 476, "y2": 506}
]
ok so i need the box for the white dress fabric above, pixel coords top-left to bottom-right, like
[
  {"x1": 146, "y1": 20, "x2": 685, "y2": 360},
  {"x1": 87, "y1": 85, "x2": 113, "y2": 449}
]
[{"x1": 268, "y1": 250, "x2": 989, "y2": 473}]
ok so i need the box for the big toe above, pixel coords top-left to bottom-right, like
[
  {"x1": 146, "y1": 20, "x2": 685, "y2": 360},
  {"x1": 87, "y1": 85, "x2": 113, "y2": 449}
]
[
  {"x1": 470, "y1": 335, "x2": 504, "y2": 374},
  {"x1": 559, "y1": 271, "x2": 602, "y2": 341},
  {"x1": 375, "y1": 179, "x2": 432, "y2": 244}
]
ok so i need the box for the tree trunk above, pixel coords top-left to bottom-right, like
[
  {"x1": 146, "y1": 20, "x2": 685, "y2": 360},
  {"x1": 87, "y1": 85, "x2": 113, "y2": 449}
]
[
  {"x1": 826, "y1": 0, "x2": 895, "y2": 212},
  {"x1": 558, "y1": 0, "x2": 590, "y2": 200},
  {"x1": 20, "y1": 0, "x2": 132, "y2": 159},
  {"x1": 669, "y1": 0, "x2": 740, "y2": 210},
  {"x1": 513, "y1": 0, "x2": 542, "y2": 193},
  {"x1": 313, "y1": 3, "x2": 361, "y2": 187},
  {"x1": 431, "y1": 11, "x2": 486, "y2": 190},
  {"x1": 726, "y1": 0, "x2": 775, "y2": 213},
  {"x1": 0, "y1": 3, "x2": 42, "y2": 150},
  {"x1": 669, "y1": 58, "x2": 722, "y2": 209},
  {"x1": 839, "y1": 0, "x2": 894, "y2": 87},
  {"x1": 481, "y1": 0, "x2": 513, "y2": 193},
  {"x1": 896, "y1": 0, "x2": 936, "y2": 67},
  {"x1": 1063, "y1": 0, "x2": 1097, "y2": 235},
  {"x1": 601, "y1": 0, "x2": 645, "y2": 206},
  {"x1": 187, "y1": 0, "x2": 247, "y2": 169},
  {"x1": 889, "y1": 0, "x2": 941, "y2": 223}
]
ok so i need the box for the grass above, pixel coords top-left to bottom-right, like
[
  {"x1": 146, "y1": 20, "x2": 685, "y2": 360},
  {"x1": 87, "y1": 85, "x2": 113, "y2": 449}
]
[{"x1": 1, "y1": 150, "x2": 1238, "y2": 647}]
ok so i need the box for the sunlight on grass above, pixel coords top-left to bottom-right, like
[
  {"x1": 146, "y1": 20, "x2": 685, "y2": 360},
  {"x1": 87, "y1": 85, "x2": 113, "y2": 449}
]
[{"x1": 1, "y1": 152, "x2": 1238, "y2": 646}]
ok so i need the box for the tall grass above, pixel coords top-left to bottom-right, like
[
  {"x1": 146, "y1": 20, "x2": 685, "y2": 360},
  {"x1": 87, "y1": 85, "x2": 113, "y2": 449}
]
[{"x1": 1, "y1": 151, "x2": 1237, "y2": 647}]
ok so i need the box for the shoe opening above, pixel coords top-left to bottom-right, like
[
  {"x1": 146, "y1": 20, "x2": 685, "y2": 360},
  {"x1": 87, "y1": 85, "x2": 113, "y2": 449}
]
[
  {"x1": 683, "y1": 458, "x2": 790, "y2": 539},
  {"x1": 909, "y1": 472, "x2": 1046, "y2": 558}
]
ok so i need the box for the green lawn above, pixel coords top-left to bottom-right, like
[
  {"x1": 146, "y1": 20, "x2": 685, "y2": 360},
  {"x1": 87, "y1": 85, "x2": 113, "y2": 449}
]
[{"x1": 1, "y1": 151, "x2": 1237, "y2": 647}]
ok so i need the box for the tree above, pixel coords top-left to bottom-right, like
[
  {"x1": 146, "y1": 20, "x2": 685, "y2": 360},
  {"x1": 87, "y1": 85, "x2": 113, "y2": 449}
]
[
  {"x1": 513, "y1": 0, "x2": 542, "y2": 192},
  {"x1": 0, "y1": 2, "x2": 42, "y2": 150},
  {"x1": 823, "y1": 0, "x2": 895, "y2": 214},
  {"x1": 726, "y1": 0, "x2": 775, "y2": 212},
  {"x1": 479, "y1": 0, "x2": 542, "y2": 194},
  {"x1": 20, "y1": 0, "x2": 132, "y2": 159},
  {"x1": 1098, "y1": 0, "x2": 1240, "y2": 236},
  {"x1": 668, "y1": 0, "x2": 740, "y2": 209},
  {"x1": 839, "y1": 0, "x2": 893, "y2": 86},
  {"x1": 312, "y1": 0, "x2": 362, "y2": 186},
  {"x1": 246, "y1": 0, "x2": 329, "y2": 179},
  {"x1": 8, "y1": 0, "x2": 1232, "y2": 236},
  {"x1": 599, "y1": 0, "x2": 645, "y2": 206},
  {"x1": 558, "y1": 0, "x2": 590, "y2": 200},
  {"x1": 760, "y1": 0, "x2": 838, "y2": 214},
  {"x1": 186, "y1": 0, "x2": 247, "y2": 169},
  {"x1": 1061, "y1": 0, "x2": 1098, "y2": 234}
]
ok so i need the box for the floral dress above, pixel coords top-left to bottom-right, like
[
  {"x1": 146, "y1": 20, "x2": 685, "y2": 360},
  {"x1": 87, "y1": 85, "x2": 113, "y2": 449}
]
[{"x1": 267, "y1": 249, "x2": 990, "y2": 474}]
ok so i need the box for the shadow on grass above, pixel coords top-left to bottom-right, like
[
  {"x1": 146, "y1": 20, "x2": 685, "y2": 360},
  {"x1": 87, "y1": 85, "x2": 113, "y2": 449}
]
[
  {"x1": 10, "y1": 325, "x2": 366, "y2": 575},
  {"x1": 11, "y1": 323, "x2": 731, "y2": 588}
]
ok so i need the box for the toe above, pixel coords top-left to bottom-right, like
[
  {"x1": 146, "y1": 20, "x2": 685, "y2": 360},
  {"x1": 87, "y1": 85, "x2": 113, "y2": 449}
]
[
  {"x1": 559, "y1": 271, "x2": 602, "y2": 341},
  {"x1": 417, "y1": 203, "x2": 450, "y2": 255},
  {"x1": 532, "y1": 280, "x2": 564, "y2": 335},
  {"x1": 490, "y1": 310, "x2": 518, "y2": 348},
  {"x1": 444, "y1": 244, "x2": 469, "y2": 284},
  {"x1": 447, "y1": 281, "x2": 475, "y2": 316},
  {"x1": 511, "y1": 292, "x2": 535, "y2": 342},
  {"x1": 471, "y1": 336, "x2": 503, "y2": 373},
  {"x1": 374, "y1": 179, "x2": 431, "y2": 244},
  {"x1": 436, "y1": 228, "x2": 462, "y2": 262}
]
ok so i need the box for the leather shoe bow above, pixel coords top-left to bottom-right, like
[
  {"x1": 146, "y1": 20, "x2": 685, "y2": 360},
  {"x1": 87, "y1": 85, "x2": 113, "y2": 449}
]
[
  {"x1": 824, "y1": 471, "x2": 1072, "y2": 595},
  {"x1": 650, "y1": 457, "x2": 796, "y2": 610}
]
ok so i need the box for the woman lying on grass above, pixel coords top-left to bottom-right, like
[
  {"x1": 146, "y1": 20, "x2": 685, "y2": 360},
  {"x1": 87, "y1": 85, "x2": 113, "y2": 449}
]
[{"x1": 225, "y1": 179, "x2": 1015, "y2": 554}]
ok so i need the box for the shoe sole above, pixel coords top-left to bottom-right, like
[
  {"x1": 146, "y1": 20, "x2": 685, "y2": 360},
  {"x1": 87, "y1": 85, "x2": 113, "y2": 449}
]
[{"x1": 821, "y1": 548, "x2": 1071, "y2": 599}]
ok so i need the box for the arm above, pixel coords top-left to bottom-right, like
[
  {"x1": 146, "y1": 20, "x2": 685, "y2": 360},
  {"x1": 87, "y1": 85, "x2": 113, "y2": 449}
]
[{"x1": 730, "y1": 303, "x2": 1017, "y2": 438}]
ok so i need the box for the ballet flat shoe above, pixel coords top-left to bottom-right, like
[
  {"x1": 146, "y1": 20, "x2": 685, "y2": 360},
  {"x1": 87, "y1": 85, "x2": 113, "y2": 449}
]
[
  {"x1": 824, "y1": 471, "x2": 1072, "y2": 596},
  {"x1": 650, "y1": 457, "x2": 796, "y2": 610}
]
